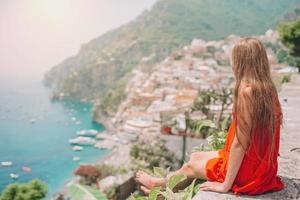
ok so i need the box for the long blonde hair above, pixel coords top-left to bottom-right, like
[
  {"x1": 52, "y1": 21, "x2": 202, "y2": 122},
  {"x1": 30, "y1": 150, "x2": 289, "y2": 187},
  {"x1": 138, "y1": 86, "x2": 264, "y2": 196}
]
[{"x1": 231, "y1": 37, "x2": 282, "y2": 162}]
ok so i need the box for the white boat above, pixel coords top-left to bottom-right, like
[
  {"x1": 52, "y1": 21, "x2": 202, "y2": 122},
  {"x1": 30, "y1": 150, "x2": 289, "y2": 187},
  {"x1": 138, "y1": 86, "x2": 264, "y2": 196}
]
[
  {"x1": 72, "y1": 146, "x2": 83, "y2": 151},
  {"x1": 77, "y1": 129, "x2": 98, "y2": 137},
  {"x1": 10, "y1": 173, "x2": 19, "y2": 179},
  {"x1": 1, "y1": 161, "x2": 13, "y2": 166},
  {"x1": 69, "y1": 137, "x2": 96, "y2": 145},
  {"x1": 73, "y1": 156, "x2": 80, "y2": 161}
]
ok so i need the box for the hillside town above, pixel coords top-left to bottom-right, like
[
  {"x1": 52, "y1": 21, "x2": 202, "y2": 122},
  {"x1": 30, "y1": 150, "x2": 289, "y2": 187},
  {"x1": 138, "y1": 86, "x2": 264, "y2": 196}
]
[
  {"x1": 82, "y1": 29, "x2": 287, "y2": 153},
  {"x1": 105, "y1": 30, "x2": 281, "y2": 141}
]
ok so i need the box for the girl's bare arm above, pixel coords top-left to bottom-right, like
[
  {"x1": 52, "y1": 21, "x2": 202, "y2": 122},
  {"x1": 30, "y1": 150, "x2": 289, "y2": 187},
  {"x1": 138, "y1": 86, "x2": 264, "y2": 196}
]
[{"x1": 200, "y1": 86, "x2": 252, "y2": 192}]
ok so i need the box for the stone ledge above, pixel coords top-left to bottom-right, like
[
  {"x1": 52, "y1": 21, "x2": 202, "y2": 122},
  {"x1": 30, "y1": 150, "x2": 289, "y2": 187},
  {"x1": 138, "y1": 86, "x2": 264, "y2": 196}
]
[{"x1": 192, "y1": 177, "x2": 300, "y2": 200}]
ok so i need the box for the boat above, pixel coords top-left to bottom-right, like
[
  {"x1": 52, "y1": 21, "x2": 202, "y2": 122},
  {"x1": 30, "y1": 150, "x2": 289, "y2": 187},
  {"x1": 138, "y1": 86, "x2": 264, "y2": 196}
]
[
  {"x1": 77, "y1": 129, "x2": 98, "y2": 137},
  {"x1": 69, "y1": 137, "x2": 96, "y2": 145},
  {"x1": 72, "y1": 146, "x2": 83, "y2": 151},
  {"x1": 73, "y1": 156, "x2": 80, "y2": 161},
  {"x1": 22, "y1": 166, "x2": 32, "y2": 173},
  {"x1": 1, "y1": 161, "x2": 13, "y2": 166},
  {"x1": 10, "y1": 173, "x2": 19, "y2": 179}
]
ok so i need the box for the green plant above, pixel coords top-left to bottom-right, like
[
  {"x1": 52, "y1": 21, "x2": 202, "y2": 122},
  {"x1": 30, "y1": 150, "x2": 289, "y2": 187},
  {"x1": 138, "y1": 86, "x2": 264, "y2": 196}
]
[
  {"x1": 104, "y1": 185, "x2": 117, "y2": 200},
  {"x1": 191, "y1": 116, "x2": 230, "y2": 152},
  {"x1": 188, "y1": 88, "x2": 232, "y2": 139},
  {"x1": 264, "y1": 41, "x2": 299, "y2": 66},
  {"x1": 281, "y1": 73, "x2": 292, "y2": 84},
  {"x1": 192, "y1": 90, "x2": 214, "y2": 119},
  {"x1": 205, "y1": 129, "x2": 227, "y2": 151},
  {"x1": 192, "y1": 88, "x2": 233, "y2": 125},
  {"x1": 187, "y1": 119, "x2": 216, "y2": 138},
  {"x1": 127, "y1": 167, "x2": 204, "y2": 200},
  {"x1": 278, "y1": 18, "x2": 300, "y2": 72},
  {"x1": 130, "y1": 138, "x2": 180, "y2": 171},
  {"x1": 0, "y1": 179, "x2": 47, "y2": 200}
]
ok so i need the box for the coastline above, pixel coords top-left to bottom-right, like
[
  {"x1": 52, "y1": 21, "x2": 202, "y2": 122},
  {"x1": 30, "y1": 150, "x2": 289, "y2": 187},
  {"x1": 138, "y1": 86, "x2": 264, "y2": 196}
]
[{"x1": 53, "y1": 119, "x2": 128, "y2": 199}]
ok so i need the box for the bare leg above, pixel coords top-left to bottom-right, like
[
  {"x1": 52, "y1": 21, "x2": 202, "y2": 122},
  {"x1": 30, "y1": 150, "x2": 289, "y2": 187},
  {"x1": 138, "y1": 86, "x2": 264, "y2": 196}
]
[
  {"x1": 135, "y1": 170, "x2": 166, "y2": 189},
  {"x1": 135, "y1": 151, "x2": 219, "y2": 191},
  {"x1": 166, "y1": 150, "x2": 219, "y2": 180}
]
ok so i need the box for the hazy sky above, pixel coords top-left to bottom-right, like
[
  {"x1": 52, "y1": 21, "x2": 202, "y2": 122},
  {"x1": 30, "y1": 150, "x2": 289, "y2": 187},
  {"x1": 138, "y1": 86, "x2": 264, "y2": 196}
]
[{"x1": 0, "y1": 0, "x2": 157, "y2": 81}]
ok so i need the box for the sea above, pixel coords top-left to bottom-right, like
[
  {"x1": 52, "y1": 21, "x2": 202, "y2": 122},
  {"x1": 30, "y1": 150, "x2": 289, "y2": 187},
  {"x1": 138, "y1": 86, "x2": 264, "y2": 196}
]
[{"x1": 0, "y1": 78, "x2": 107, "y2": 199}]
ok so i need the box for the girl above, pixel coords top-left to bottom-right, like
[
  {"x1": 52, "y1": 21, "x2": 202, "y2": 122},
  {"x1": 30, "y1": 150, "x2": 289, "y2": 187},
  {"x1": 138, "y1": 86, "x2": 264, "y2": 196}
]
[{"x1": 135, "y1": 37, "x2": 284, "y2": 195}]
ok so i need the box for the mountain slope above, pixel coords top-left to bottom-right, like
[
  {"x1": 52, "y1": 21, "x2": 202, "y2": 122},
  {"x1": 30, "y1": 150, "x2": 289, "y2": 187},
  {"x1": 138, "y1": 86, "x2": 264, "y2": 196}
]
[{"x1": 44, "y1": 0, "x2": 300, "y2": 118}]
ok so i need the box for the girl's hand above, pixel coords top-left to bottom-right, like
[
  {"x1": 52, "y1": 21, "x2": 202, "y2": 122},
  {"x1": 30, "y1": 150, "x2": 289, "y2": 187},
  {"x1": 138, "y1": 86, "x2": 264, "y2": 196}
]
[{"x1": 199, "y1": 181, "x2": 231, "y2": 193}]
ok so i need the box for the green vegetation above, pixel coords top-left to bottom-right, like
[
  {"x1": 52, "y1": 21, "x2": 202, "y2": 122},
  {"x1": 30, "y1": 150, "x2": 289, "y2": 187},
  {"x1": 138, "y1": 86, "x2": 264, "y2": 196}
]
[
  {"x1": 69, "y1": 185, "x2": 85, "y2": 200},
  {"x1": 83, "y1": 185, "x2": 108, "y2": 200},
  {"x1": 188, "y1": 89, "x2": 232, "y2": 150},
  {"x1": 93, "y1": 81, "x2": 127, "y2": 117},
  {"x1": 278, "y1": 18, "x2": 300, "y2": 72},
  {"x1": 203, "y1": 117, "x2": 230, "y2": 151},
  {"x1": 0, "y1": 179, "x2": 47, "y2": 200},
  {"x1": 44, "y1": 0, "x2": 300, "y2": 119},
  {"x1": 281, "y1": 73, "x2": 293, "y2": 84},
  {"x1": 127, "y1": 170, "x2": 204, "y2": 200},
  {"x1": 264, "y1": 42, "x2": 298, "y2": 67},
  {"x1": 130, "y1": 138, "x2": 180, "y2": 171},
  {"x1": 69, "y1": 184, "x2": 107, "y2": 200},
  {"x1": 192, "y1": 88, "x2": 233, "y2": 126}
]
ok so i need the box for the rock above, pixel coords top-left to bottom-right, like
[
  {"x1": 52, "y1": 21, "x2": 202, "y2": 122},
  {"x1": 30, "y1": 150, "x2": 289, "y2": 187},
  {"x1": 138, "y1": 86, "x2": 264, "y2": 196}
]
[
  {"x1": 99, "y1": 173, "x2": 137, "y2": 200},
  {"x1": 99, "y1": 176, "x2": 117, "y2": 191},
  {"x1": 193, "y1": 177, "x2": 300, "y2": 200}
]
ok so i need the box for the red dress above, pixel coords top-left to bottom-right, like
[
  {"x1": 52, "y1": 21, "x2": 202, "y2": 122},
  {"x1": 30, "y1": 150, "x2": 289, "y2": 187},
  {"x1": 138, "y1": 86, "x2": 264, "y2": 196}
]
[{"x1": 205, "y1": 98, "x2": 284, "y2": 195}]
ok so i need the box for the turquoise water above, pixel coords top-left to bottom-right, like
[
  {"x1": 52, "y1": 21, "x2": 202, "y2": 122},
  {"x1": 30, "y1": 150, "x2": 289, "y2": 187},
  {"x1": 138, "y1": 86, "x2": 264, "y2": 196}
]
[{"x1": 0, "y1": 79, "x2": 107, "y2": 199}]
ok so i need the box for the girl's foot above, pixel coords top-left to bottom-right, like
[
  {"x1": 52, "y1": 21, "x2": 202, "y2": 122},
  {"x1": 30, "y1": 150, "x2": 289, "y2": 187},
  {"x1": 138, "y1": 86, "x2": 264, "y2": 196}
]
[
  {"x1": 135, "y1": 170, "x2": 166, "y2": 189},
  {"x1": 140, "y1": 186, "x2": 150, "y2": 195}
]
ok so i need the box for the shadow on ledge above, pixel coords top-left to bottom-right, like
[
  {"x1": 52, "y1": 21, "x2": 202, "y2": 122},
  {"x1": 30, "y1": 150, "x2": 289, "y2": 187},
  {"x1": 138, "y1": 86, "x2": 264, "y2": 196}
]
[{"x1": 192, "y1": 177, "x2": 300, "y2": 200}]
